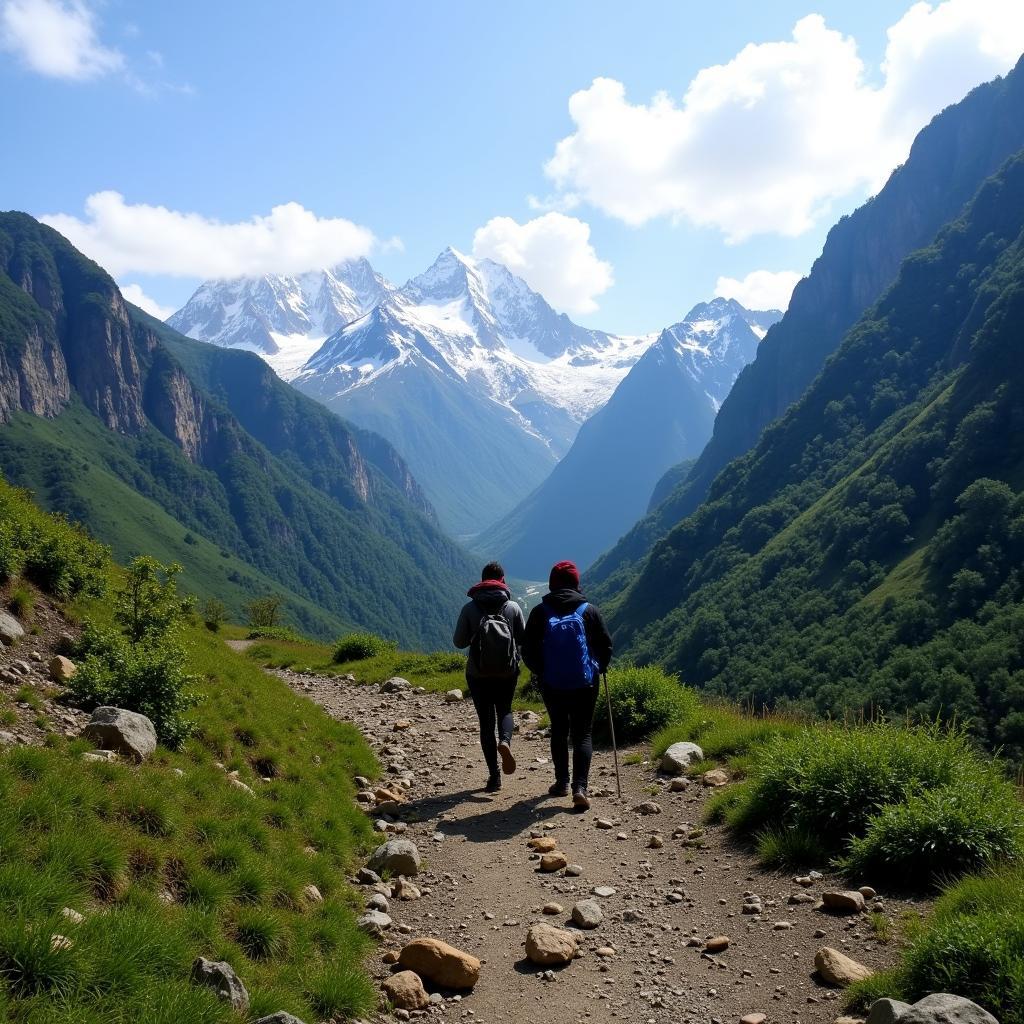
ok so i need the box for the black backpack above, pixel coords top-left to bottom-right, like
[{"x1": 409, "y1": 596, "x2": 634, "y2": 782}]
[{"x1": 471, "y1": 603, "x2": 517, "y2": 677}]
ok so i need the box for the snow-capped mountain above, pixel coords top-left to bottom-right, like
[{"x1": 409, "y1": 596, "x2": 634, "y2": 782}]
[
  {"x1": 291, "y1": 248, "x2": 655, "y2": 533},
  {"x1": 484, "y1": 297, "x2": 781, "y2": 577},
  {"x1": 167, "y1": 259, "x2": 390, "y2": 379}
]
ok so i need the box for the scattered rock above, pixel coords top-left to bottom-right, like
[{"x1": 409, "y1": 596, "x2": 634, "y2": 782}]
[
  {"x1": 669, "y1": 778, "x2": 689, "y2": 792},
  {"x1": 867, "y1": 999, "x2": 913, "y2": 1024},
  {"x1": 190, "y1": 957, "x2": 249, "y2": 1010},
  {"x1": 542, "y1": 902, "x2": 563, "y2": 915},
  {"x1": 596, "y1": 946, "x2": 616, "y2": 958},
  {"x1": 741, "y1": 1015, "x2": 767, "y2": 1024},
  {"x1": 0, "y1": 611, "x2": 25, "y2": 644},
  {"x1": 538, "y1": 852, "x2": 567, "y2": 872},
  {"x1": 367, "y1": 893, "x2": 390, "y2": 913},
  {"x1": 380, "y1": 678, "x2": 410, "y2": 693},
  {"x1": 525, "y1": 924, "x2": 577, "y2": 966},
  {"x1": 570, "y1": 899, "x2": 603, "y2": 929},
  {"x1": 595, "y1": 818, "x2": 614, "y2": 829},
  {"x1": 702, "y1": 768, "x2": 730, "y2": 787},
  {"x1": 814, "y1": 946, "x2": 874, "y2": 987},
  {"x1": 393, "y1": 877, "x2": 421, "y2": 901},
  {"x1": 564, "y1": 864, "x2": 583, "y2": 877},
  {"x1": 383, "y1": 970, "x2": 429, "y2": 1010},
  {"x1": 252, "y1": 1014, "x2": 307, "y2": 1024},
  {"x1": 357, "y1": 910, "x2": 393, "y2": 936},
  {"x1": 82, "y1": 707, "x2": 157, "y2": 761},
  {"x1": 528, "y1": 837, "x2": 558, "y2": 853},
  {"x1": 859, "y1": 885, "x2": 878, "y2": 900},
  {"x1": 822, "y1": 890, "x2": 867, "y2": 914},
  {"x1": 369, "y1": 839, "x2": 421, "y2": 877},
  {"x1": 634, "y1": 800, "x2": 662, "y2": 815},
  {"x1": 444, "y1": 689, "x2": 463, "y2": 703},
  {"x1": 592, "y1": 885, "x2": 616, "y2": 898},
  {"x1": 357, "y1": 867, "x2": 382, "y2": 885},
  {"x1": 898, "y1": 995, "x2": 998, "y2": 1024},
  {"x1": 398, "y1": 937, "x2": 481, "y2": 989},
  {"x1": 660, "y1": 741, "x2": 704, "y2": 774},
  {"x1": 49, "y1": 655, "x2": 76, "y2": 683},
  {"x1": 704, "y1": 936, "x2": 730, "y2": 953}
]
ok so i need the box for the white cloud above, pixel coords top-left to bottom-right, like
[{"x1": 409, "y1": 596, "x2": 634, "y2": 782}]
[
  {"x1": 714, "y1": 269, "x2": 801, "y2": 312},
  {"x1": 0, "y1": 0, "x2": 123, "y2": 80},
  {"x1": 545, "y1": 0, "x2": 1024, "y2": 241},
  {"x1": 119, "y1": 283, "x2": 175, "y2": 320},
  {"x1": 472, "y1": 212, "x2": 613, "y2": 315},
  {"x1": 42, "y1": 192, "x2": 379, "y2": 279}
]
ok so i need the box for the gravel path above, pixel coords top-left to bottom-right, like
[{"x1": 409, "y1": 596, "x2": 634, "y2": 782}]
[{"x1": 278, "y1": 669, "x2": 925, "y2": 1024}]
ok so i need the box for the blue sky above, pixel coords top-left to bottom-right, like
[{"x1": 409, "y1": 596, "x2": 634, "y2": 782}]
[{"x1": 2, "y1": 0, "x2": 1023, "y2": 333}]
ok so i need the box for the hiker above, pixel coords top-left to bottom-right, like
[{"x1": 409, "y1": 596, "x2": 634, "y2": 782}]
[
  {"x1": 453, "y1": 561, "x2": 526, "y2": 793},
  {"x1": 523, "y1": 560, "x2": 612, "y2": 810}
]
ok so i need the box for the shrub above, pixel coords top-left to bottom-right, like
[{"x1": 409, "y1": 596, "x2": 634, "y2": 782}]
[
  {"x1": 755, "y1": 825, "x2": 828, "y2": 869},
  {"x1": 332, "y1": 632, "x2": 397, "y2": 663},
  {"x1": 7, "y1": 585, "x2": 34, "y2": 620},
  {"x1": 201, "y1": 598, "x2": 226, "y2": 633},
  {"x1": 840, "y1": 776, "x2": 1024, "y2": 885},
  {"x1": 248, "y1": 626, "x2": 305, "y2": 643},
  {"x1": 592, "y1": 666, "x2": 700, "y2": 746},
  {"x1": 246, "y1": 595, "x2": 283, "y2": 629},
  {"x1": 115, "y1": 557, "x2": 191, "y2": 643}
]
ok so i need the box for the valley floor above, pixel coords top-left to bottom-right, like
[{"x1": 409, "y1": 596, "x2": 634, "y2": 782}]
[{"x1": 277, "y1": 666, "x2": 927, "y2": 1024}]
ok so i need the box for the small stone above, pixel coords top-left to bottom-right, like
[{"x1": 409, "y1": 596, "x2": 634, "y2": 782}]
[
  {"x1": 0, "y1": 610, "x2": 25, "y2": 644},
  {"x1": 596, "y1": 946, "x2": 616, "y2": 958},
  {"x1": 741, "y1": 1015, "x2": 767, "y2": 1024},
  {"x1": 398, "y1": 937, "x2": 480, "y2": 989},
  {"x1": 393, "y1": 720, "x2": 412, "y2": 731},
  {"x1": 367, "y1": 893, "x2": 390, "y2": 912},
  {"x1": 571, "y1": 899, "x2": 603, "y2": 929},
  {"x1": 393, "y1": 877, "x2": 421, "y2": 901},
  {"x1": 660, "y1": 741, "x2": 704, "y2": 774},
  {"x1": 528, "y1": 837, "x2": 558, "y2": 853},
  {"x1": 564, "y1": 864, "x2": 583, "y2": 877},
  {"x1": 357, "y1": 910, "x2": 393, "y2": 936},
  {"x1": 382, "y1": 970, "x2": 429, "y2": 1010},
  {"x1": 382, "y1": 950, "x2": 400, "y2": 964},
  {"x1": 705, "y1": 936, "x2": 730, "y2": 953},
  {"x1": 634, "y1": 801, "x2": 662, "y2": 815},
  {"x1": 190, "y1": 957, "x2": 249, "y2": 1010},
  {"x1": 773, "y1": 921, "x2": 792, "y2": 930},
  {"x1": 542, "y1": 902, "x2": 563, "y2": 915},
  {"x1": 866, "y1": 998, "x2": 913, "y2": 1024},
  {"x1": 539, "y1": 852, "x2": 568, "y2": 872},
  {"x1": 444, "y1": 689, "x2": 463, "y2": 703},
  {"x1": 82, "y1": 706, "x2": 157, "y2": 761},
  {"x1": 592, "y1": 885, "x2": 616, "y2": 897},
  {"x1": 252, "y1": 1014, "x2": 307, "y2": 1024},
  {"x1": 822, "y1": 890, "x2": 866, "y2": 914},
  {"x1": 858, "y1": 885, "x2": 877, "y2": 900},
  {"x1": 49, "y1": 655, "x2": 76, "y2": 683},
  {"x1": 525, "y1": 923, "x2": 577, "y2": 966},
  {"x1": 702, "y1": 769, "x2": 730, "y2": 787},
  {"x1": 380, "y1": 677, "x2": 411, "y2": 693},
  {"x1": 814, "y1": 947, "x2": 873, "y2": 987},
  {"x1": 669, "y1": 778, "x2": 689, "y2": 792},
  {"x1": 357, "y1": 867, "x2": 382, "y2": 885},
  {"x1": 595, "y1": 818, "x2": 614, "y2": 829},
  {"x1": 369, "y1": 839, "x2": 421, "y2": 877}
]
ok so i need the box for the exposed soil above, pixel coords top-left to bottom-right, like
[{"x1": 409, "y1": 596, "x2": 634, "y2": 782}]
[{"x1": 278, "y1": 668, "x2": 929, "y2": 1024}]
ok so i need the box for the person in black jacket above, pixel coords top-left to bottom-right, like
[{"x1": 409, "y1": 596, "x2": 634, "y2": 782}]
[
  {"x1": 453, "y1": 561, "x2": 526, "y2": 792},
  {"x1": 522, "y1": 560, "x2": 612, "y2": 810}
]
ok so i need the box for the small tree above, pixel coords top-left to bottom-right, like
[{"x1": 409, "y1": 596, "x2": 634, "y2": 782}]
[
  {"x1": 202, "y1": 597, "x2": 227, "y2": 633},
  {"x1": 116, "y1": 556, "x2": 193, "y2": 643},
  {"x1": 245, "y1": 595, "x2": 283, "y2": 629}
]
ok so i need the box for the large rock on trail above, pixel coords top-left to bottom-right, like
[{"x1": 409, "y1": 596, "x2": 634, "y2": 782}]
[
  {"x1": 398, "y1": 938, "x2": 481, "y2": 989},
  {"x1": 822, "y1": 889, "x2": 867, "y2": 914},
  {"x1": 383, "y1": 970, "x2": 429, "y2": 1009},
  {"x1": 867, "y1": 999, "x2": 913, "y2": 1024},
  {"x1": 660, "y1": 741, "x2": 703, "y2": 774},
  {"x1": 898, "y1": 995, "x2": 999, "y2": 1024},
  {"x1": 525, "y1": 924, "x2": 577, "y2": 966},
  {"x1": 0, "y1": 611, "x2": 24, "y2": 644},
  {"x1": 380, "y1": 677, "x2": 411, "y2": 693},
  {"x1": 369, "y1": 839, "x2": 421, "y2": 877},
  {"x1": 571, "y1": 899, "x2": 603, "y2": 929},
  {"x1": 190, "y1": 957, "x2": 249, "y2": 1010},
  {"x1": 82, "y1": 707, "x2": 157, "y2": 761},
  {"x1": 814, "y1": 946, "x2": 874, "y2": 987}
]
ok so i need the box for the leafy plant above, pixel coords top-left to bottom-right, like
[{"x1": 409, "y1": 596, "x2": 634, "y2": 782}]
[
  {"x1": 246, "y1": 595, "x2": 284, "y2": 629},
  {"x1": 332, "y1": 631, "x2": 397, "y2": 662},
  {"x1": 592, "y1": 666, "x2": 700, "y2": 746},
  {"x1": 201, "y1": 597, "x2": 227, "y2": 633},
  {"x1": 7, "y1": 585, "x2": 33, "y2": 620}
]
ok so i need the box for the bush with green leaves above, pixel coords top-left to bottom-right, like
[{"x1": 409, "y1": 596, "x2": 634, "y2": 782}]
[
  {"x1": 245, "y1": 595, "x2": 283, "y2": 629},
  {"x1": 247, "y1": 626, "x2": 305, "y2": 643},
  {"x1": 201, "y1": 597, "x2": 227, "y2": 633},
  {"x1": 332, "y1": 631, "x2": 398, "y2": 663},
  {"x1": 592, "y1": 665, "x2": 701, "y2": 746}
]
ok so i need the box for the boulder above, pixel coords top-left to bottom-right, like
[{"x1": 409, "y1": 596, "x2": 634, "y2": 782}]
[
  {"x1": 368, "y1": 839, "x2": 421, "y2": 877},
  {"x1": 899, "y1": 995, "x2": 998, "y2": 1024},
  {"x1": 525, "y1": 924, "x2": 577, "y2": 966},
  {"x1": 190, "y1": 957, "x2": 249, "y2": 1010},
  {"x1": 634, "y1": 801, "x2": 662, "y2": 815},
  {"x1": 822, "y1": 890, "x2": 867, "y2": 914},
  {"x1": 527, "y1": 837, "x2": 558, "y2": 853},
  {"x1": 702, "y1": 768, "x2": 730, "y2": 787},
  {"x1": 704, "y1": 936, "x2": 730, "y2": 953},
  {"x1": 0, "y1": 610, "x2": 24, "y2": 644},
  {"x1": 398, "y1": 937, "x2": 480, "y2": 989},
  {"x1": 814, "y1": 946, "x2": 874, "y2": 987},
  {"x1": 253, "y1": 1015, "x2": 308, "y2": 1024},
  {"x1": 49, "y1": 656, "x2": 76, "y2": 683},
  {"x1": 571, "y1": 899, "x2": 603, "y2": 929},
  {"x1": 867, "y1": 999, "x2": 913, "y2": 1024},
  {"x1": 444, "y1": 689, "x2": 463, "y2": 703},
  {"x1": 383, "y1": 970, "x2": 429, "y2": 1010},
  {"x1": 660, "y1": 741, "x2": 703, "y2": 774},
  {"x1": 380, "y1": 677, "x2": 411, "y2": 693},
  {"x1": 357, "y1": 910, "x2": 393, "y2": 936},
  {"x1": 82, "y1": 707, "x2": 157, "y2": 761},
  {"x1": 538, "y1": 852, "x2": 567, "y2": 872},
  {"x1": 393, "y1": 877, "x2": 421, "y2": 901}
]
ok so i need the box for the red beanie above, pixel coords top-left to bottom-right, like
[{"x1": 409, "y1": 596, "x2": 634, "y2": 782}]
[{"x1": 549, "y1": 560, "x2": 580, "y2": 591}]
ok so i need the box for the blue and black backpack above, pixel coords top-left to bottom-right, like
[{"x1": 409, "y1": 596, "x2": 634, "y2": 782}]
[{"x1": 542, "y1": 601, "x2": 598, "y2": 689}]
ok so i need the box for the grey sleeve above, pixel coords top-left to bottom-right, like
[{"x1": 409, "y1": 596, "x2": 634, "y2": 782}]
[
  {"x1": 512, "y1": 602, "x2": 527, "y2": 645},
  {"x1": 453, "y1": 603, "x2": 474, "y2": 649}
]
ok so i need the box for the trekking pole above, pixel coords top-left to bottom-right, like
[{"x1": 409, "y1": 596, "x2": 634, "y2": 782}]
[{"x1": 602, "y1": 671, "x2": 622, "y2": 801}]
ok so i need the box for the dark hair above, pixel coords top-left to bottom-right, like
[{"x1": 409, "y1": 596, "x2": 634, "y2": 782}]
[{"x1": 481, "y1": 561, "x2": 505, "y2": 581}]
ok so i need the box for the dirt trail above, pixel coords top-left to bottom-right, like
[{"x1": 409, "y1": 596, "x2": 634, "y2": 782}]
[{"x1": 279, "y1": 669, "x2": 923, "y2": 1024}]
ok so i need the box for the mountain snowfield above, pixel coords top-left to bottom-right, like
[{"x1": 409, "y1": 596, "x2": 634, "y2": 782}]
[
  {"x1": 484, "y1": 297, "x2": 780, "y2": 577},
  {"x1": 167, "y1": 249, "x2": 770, "y2": 541},
  {"x1": 168, "y1": 258, "x2": 390, "y2": 379}
]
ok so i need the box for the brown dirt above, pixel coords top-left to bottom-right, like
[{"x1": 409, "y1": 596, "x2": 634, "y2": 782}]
[{"x1": 278, "y1": 668, "x2": 928, "y2": 1024}]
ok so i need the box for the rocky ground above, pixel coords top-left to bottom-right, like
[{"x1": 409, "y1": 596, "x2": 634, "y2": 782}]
[{"x1": 277, "y1": 668, "x2": 930, "y2": 1024}]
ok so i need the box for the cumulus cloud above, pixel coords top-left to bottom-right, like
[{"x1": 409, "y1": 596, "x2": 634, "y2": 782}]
[
  {"x1": 545, "y1": 0, "x2": 1024, "y2": 241},
  {"x1": 714, "y1": 270, "x2": 802, "y2": 312},
  {"x1": 119, "y1": 283, "x2": 175, "y2": 320},
  {"x1": 42, "y1": 192, "x2": 379, "y2": 279},
  {"x1": 472, "y1": 212, "x2": 613, "y2": 315},
  {"x1": 0, "y1": 0, "x2": 123, "y2": 80}
]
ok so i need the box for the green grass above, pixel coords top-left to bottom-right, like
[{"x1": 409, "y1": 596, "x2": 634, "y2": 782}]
[
  {"x1": 0, "y1": 612, "x2": 381, "y2": 1022},
  {"x1": 332, "y1": 631, "x2": 398, "y2": 663},
  {"x1": 593, "y1": 665, "x2": 702, "y2": 746}
]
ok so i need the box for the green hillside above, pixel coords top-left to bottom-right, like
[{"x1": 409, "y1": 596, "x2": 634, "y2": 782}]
[{"x1": 605, "y1": 150, "x2": 1024, "y2": 760}]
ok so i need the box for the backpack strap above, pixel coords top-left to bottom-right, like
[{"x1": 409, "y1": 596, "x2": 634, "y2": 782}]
[{"x1": 575, "y1": 602, "x2": 589, "y2": 617}]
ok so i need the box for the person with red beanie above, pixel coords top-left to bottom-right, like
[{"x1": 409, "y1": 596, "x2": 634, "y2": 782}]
[{"x1": 522, "y1": 560, "x2": 613, "y2": 810}]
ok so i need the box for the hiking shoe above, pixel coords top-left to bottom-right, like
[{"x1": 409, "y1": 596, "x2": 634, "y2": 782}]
[
  {"x1": 484, "y1": 774, "x2": 501, "y2": 793},
  {"x1": 572, "y1": 787, "x2": 591, "y2": 810},
  {"x1": 498, "y1": 740, "x2": 516, "y2": 776},
  {"x1": 548, "y1": 781, "x2": 570, "y2": 797}
]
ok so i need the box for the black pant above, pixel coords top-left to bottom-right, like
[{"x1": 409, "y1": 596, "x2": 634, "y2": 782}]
[
  {"x1": 468, "y1": 676, "x2": 517, "y2": 777},
  {"x1": 543, "y1": 683, "x2": 599, "y2": 790}
]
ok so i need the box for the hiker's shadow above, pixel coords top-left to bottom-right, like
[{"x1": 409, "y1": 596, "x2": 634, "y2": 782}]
[{"x1": 438, "y1": 795, "x2": 564, "y2": 843}]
